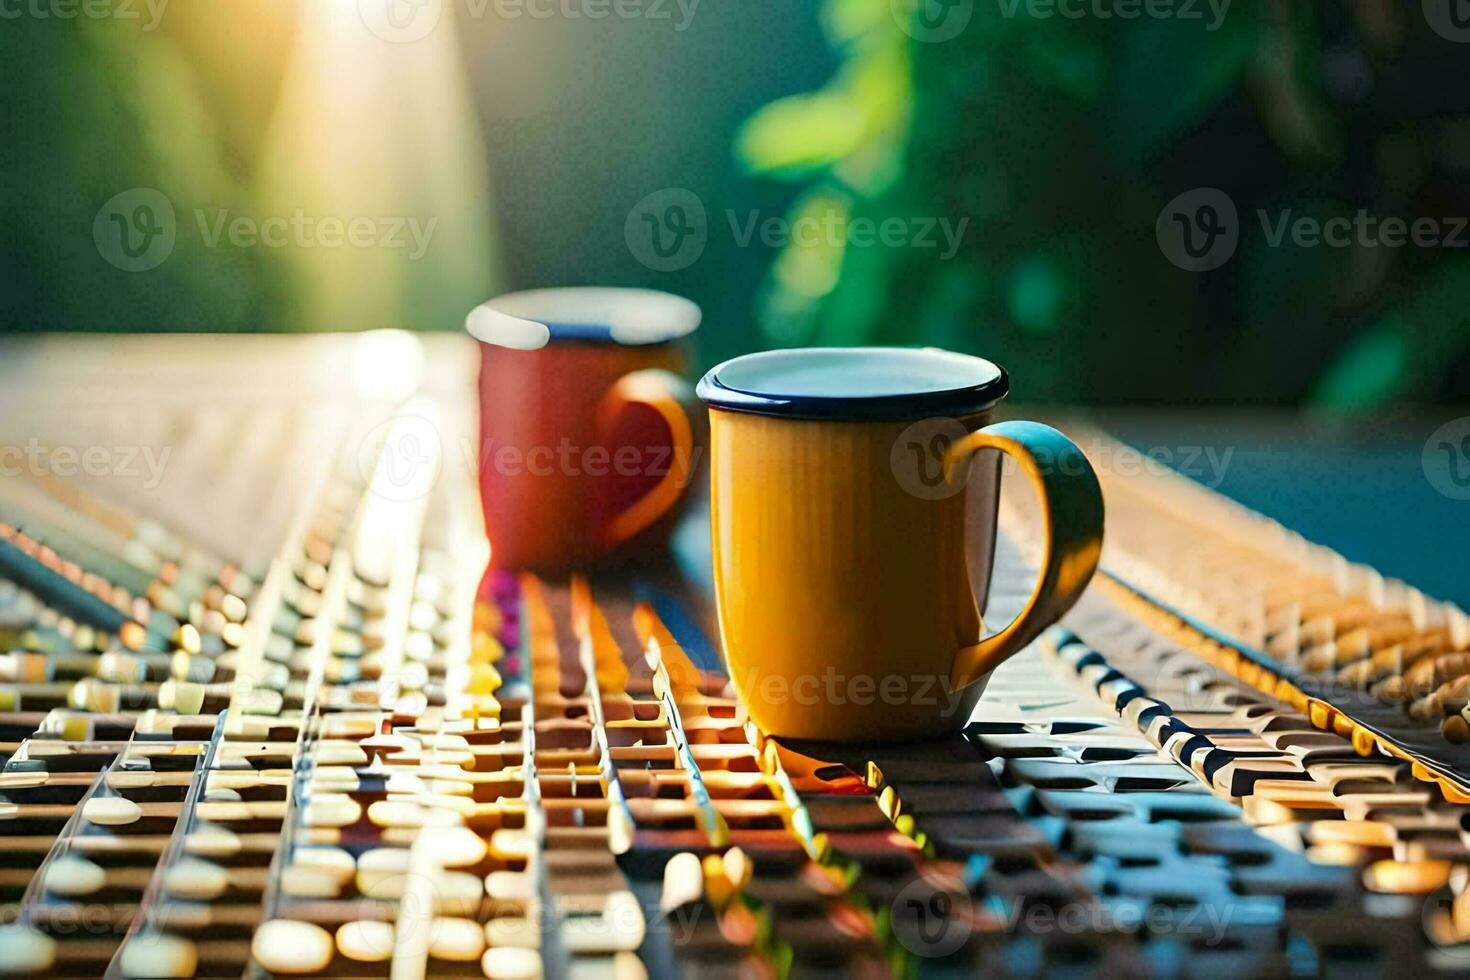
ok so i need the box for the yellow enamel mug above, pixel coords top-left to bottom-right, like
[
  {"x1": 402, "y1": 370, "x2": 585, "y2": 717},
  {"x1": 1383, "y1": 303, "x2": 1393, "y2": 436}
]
[{"x1": 696, "y1": 347, "x2": 1104, "y2": 741}]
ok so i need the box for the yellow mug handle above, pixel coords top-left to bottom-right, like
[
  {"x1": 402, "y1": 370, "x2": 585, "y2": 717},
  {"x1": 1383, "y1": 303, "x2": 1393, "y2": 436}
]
[
  {"x1": 596, "y1": 369, "x2": 701, "y2": 550},
  {"x1": 945, "y1": 420, "x2": 1104, "y2": 691}
]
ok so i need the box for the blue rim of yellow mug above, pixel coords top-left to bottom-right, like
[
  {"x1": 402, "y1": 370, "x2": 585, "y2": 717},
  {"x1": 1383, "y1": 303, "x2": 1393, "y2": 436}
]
[{"x1": 696, "y1": 347, "x2": 1009, "y2": 421}]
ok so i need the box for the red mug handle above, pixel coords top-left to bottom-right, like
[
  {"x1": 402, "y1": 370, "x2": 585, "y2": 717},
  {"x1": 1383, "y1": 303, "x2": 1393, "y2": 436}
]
[{"x1": 596, "y1": 369, "x2": 702, "y2": 550}]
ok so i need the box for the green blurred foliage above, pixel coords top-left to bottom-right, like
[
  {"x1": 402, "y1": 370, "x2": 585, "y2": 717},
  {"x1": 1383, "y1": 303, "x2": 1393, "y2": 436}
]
[
  {"x1": 5, "y1": 1, "x2": 1468, "y2": 408},
  {"x1": 1, "y1": 7, "x2": 496, "y2": 333},
  {"x1": 2, "y1": 17, "x2": 285, "y2": 330},
  {"x1": 737, "y1": 0, "x2": 1470, "y2": 406}
]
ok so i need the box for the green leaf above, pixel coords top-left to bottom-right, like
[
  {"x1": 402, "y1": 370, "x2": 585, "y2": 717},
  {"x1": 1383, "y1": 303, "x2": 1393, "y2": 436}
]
[
  {"x1": 737, "y1": 91, "x2": 871, "y2": 176},
  {"x1": 1311, "y1": 319, "x2": 1407, "y2": 409}
]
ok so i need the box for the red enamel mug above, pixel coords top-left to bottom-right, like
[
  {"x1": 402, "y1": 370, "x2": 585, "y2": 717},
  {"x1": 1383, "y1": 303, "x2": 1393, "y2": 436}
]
[{"x1": 466, "y1": 288, "x2": 703, "y2": 571}]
